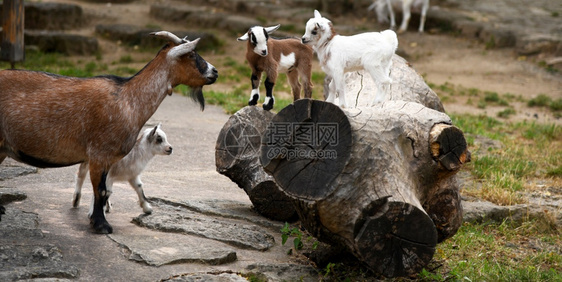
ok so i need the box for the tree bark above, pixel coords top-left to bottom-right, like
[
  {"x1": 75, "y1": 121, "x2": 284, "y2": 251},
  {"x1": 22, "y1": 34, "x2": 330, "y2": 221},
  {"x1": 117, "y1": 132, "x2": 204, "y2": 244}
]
[
  {"x1": 260, "y1": 99, "x2": 469, "y2": 277},
  {"x1": 215, "y1": 106, "x2": 297, "y2": 222}
]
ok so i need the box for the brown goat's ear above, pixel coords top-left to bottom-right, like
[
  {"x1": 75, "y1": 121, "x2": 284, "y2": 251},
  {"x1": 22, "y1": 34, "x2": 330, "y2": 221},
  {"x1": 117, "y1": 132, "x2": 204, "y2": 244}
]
[{"x1": 264, "y1": 24, "x2": 281, "y2": 34}]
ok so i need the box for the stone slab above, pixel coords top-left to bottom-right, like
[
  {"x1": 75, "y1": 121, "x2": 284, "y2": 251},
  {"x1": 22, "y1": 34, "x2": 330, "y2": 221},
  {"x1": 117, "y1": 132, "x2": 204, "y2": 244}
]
[
  {"x1": 109, "y1": 234, "x2": 237, "y2": 266},
  {"x1": 133, "y1": 199, "x2": 275, "y2": 251}
]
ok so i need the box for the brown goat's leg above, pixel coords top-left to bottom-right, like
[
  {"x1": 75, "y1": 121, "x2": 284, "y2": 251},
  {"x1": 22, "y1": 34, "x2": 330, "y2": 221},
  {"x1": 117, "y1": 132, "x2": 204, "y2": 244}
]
[
  {"x1": 249, "y1": 71, "x2": 262, "y2": 106},
  {"x1": 301, "y1": 70, "x2": 313, "y2": 99},
  {"x1": 263, "y1": 75, "x2": 276, "y2": 111},
  {"x1": 89, "y1": 163, "x2": 113, "y2": 234},
  {"x1": 288, "y1": 71, "x2": 301, "y2": 101}
]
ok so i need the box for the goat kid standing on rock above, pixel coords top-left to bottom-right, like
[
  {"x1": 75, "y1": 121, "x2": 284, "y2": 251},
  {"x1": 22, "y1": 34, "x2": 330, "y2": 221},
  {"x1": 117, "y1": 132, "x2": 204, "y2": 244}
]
[
  {"x1": 238, "y1": 25, "x2": 314, "y2": 111},
  {"x1": 302, "y1": 10, "x2": 398, "y2": 108},
  {"x1": 73, "y1": 123, "x2": 172, "y2": 216},
  {"x1": 0, "y1": 31, "x2": 218, "y2": 233}
]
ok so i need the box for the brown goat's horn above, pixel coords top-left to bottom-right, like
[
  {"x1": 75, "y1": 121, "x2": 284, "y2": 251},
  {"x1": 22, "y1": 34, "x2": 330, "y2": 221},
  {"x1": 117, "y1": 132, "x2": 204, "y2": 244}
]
[{"x1": 150, "y1": 31, "x2": 183, "y2": 45}]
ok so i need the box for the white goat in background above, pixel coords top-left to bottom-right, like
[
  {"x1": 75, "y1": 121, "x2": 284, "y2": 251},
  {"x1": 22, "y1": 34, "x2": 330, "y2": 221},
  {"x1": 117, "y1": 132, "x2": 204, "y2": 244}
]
[
  {"x1": 302, "y1": 10, "x2": 398, "y2": 108},
  {"x1": 369, "y1": 0, "x2": 430, "y2": 33},
  {"x1": 73, "y1": 124, "x2": 172, "y2": 216},
  {"x1": 238, "y1": 25, "x2": 314, "y2": 111}
]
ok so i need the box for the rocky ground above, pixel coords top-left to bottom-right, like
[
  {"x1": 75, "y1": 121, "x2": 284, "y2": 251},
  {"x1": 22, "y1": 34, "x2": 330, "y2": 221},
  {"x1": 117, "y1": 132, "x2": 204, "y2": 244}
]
[{"x1": 1, "y1": 0, "x2": 561, "y2": 281}]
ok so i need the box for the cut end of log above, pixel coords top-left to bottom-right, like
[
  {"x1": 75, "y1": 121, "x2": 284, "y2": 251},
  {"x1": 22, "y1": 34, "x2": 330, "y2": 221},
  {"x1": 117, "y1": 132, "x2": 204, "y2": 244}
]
[
  {"x1": 260, "y1": 99, "x2": 352, "y2": 201},
  {"x1": 429, "y1": 124, "x2": 470, "y2": 171},
  {"x1": 354, "y1": 201, "x2": 437, "y2": 277}
]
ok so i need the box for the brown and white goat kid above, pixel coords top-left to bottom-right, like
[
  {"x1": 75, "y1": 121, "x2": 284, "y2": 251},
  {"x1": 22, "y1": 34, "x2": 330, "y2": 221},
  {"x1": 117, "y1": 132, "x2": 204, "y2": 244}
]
[
  {"x1": 73, "y1": 123, "x2": 172, "y2": 216},
  {"x1": 302, "y1": 10, "x2": 398, "y2": 108},
  {"x1": 0, "y1": 31, "x2": 218, "y2": 233},
  {"x1": 238, "y1": 25, "x2": 314, "y2": 111}
]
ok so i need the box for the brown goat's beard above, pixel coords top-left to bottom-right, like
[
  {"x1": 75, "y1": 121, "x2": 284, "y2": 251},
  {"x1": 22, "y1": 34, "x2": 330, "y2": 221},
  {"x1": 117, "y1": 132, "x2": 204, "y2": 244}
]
[{"x1": 190, "y1": 86, "x2": 205, "y2": 111}]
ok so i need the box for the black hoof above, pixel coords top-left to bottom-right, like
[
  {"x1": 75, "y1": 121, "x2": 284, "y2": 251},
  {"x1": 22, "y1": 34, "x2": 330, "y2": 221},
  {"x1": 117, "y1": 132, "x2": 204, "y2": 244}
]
[
  {"x1": 248, "y1": 95, "x2": 259, "y2": 106},
  {"x1": 0, "y1": 205, "x2": 5, "y2": 221},
  {"x1": 91, "y1": 218, "x2": 113, "y2": 234},
  {"x1": 263, "y1": 101, "x2": 274, "y2": 111}
]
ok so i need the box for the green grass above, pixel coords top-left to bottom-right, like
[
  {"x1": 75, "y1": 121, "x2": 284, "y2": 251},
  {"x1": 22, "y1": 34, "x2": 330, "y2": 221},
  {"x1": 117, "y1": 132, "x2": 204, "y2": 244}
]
[
  {"x1": 431, "y1": 220, "x2": 561, "y2": 281},
  {"x1": 529, "y1": 94, "x2": 562, "y2": 114},
  {"x1": 497, "y1": 107, "x2": 516, "y2": 118},
  {"x1": 452, "y1": 114, "x2": 562, "y2": 205}
]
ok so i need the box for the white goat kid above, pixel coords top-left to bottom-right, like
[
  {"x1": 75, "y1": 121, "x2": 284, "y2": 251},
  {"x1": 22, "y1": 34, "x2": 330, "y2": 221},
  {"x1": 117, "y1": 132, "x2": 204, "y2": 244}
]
[
  {"x1": 238, "y1": 25, "x2": 314, "y2": 111},
  {"x1": 369, "y1": 0, "x2": 430, "y2": 33},
  {"x1": 302, "y1": 10, "x2": 398, "y2": 108},
  {"x1": 73, "y1": 124, "x2": 172, "y2": 216}
]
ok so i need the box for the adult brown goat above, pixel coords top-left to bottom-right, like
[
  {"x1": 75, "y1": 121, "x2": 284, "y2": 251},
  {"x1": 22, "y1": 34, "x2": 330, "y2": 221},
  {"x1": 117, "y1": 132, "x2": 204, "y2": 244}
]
[{"x1": 0, "y1": 31, "x2": 218, "y2": 233}]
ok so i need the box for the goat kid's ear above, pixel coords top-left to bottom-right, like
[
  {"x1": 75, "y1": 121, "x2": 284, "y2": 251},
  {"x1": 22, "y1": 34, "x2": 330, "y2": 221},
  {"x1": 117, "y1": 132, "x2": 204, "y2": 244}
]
[
  {"x1": 150, "y1": 124, "x2": 159, "y2": 136},
  {"x1": 168, "y1": 38, "x2": 200, "y2": 58},
  {"x1": 237, "y1": 32, "x2": 250, "y2": 41},
  {"x1": 147, "y1": 126, "x2": 157, "y2": 142},
  {"x1": 265, "y1": 24, "x2": 281, "y2": 34},
  {"x1": 314, "y1": 9, "x2": 322, "y2": 19}
]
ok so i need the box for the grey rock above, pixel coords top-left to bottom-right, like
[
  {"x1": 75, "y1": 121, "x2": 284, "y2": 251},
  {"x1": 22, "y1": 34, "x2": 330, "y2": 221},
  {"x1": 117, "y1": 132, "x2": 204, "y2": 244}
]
[
  {"x1": 150, "y1": 4, "x2": 260, "y2": 34},
  {"x1": 109, "y1": 234, "x2": 237, "y2": 266},
  {"x1": 23, "y1": 3, "x2": 84, "y2": 31},
  {"x1": 0, "y1": 245, "x2": 79, "y2": 281},
  {"x1": 163, "y1": 272, "x2": 248, "y2": 282},
  {"x1": 246, "y1": 263, "x2": 320, "y2": 282},
  {"x1": 24, "y1": 31, "x2": 98, "y2": 55},
  {"x1": 0, "y1": 165, "x2": 37, "y2": 181},
  {"x1": 0, "y1": 208, "x2": 44, "y2": 238},
  {"x1": 462, "y1": 200, "x2": 553, "y2": 225},
  {"x1": 95, "y1": 24, "x2": 221, "y2": 51},
  {"x1": 133, "y1": 199, "x2": 275, "y2": 251},
  {"x1": 479, "y1": 26, "x2": 517, "y2": 48},
  {"x1": 0, "y1": 188, "x2": 27, "y2": 205},
  {"x1": 154, "y1": 198, "x2": 283, "y2": 229}
]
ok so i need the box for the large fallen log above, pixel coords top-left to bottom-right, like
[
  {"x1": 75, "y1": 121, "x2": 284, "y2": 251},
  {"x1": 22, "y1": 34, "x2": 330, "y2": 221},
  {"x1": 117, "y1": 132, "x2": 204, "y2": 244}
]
[
  {"x1": 215, "y1": 106, "x2": 297, "y2": 222},
  {"x1": 260, "y1": 99, "x2": 469, "y2": 277}
]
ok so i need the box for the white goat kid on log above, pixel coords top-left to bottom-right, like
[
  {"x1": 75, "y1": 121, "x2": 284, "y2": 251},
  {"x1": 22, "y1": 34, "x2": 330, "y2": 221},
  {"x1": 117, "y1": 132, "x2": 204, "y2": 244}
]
[
  {"x1": 73, "y1": 123, "x2": 172, "y2": 216},
  {"x1": 302, "y1": 10, "x2": 398, "y2": 108},
  {"x1": 238, "y1": 25, "x2": 314, "y2": 111},
  {"x1": 0, "y1": 31, "x2": 218, "y2": 233},
  {"x1": 369, "y1": 0, "x2": 430, "y2": 33}
]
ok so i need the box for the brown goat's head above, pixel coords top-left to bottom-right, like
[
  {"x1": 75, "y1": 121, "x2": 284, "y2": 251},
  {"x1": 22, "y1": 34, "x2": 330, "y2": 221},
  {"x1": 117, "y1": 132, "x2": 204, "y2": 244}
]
[{"x1": 151, "y1": 31, "x2": 218, "y2": 110}]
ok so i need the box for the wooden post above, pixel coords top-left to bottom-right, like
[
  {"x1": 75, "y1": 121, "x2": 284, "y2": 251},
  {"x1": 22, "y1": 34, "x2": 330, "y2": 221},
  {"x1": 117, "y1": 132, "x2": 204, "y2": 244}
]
[{"x1": 1, "y1": 0, "x2": 25, "y2": 68}]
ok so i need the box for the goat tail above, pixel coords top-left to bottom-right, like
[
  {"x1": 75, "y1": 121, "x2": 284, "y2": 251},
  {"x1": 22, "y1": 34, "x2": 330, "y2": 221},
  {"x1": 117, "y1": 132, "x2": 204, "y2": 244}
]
[
  {"x1": 190, "y1": 86, "x2": 205, "y2": 111},
  {"x1": 381, "y1": 29, "x2": 399, "y2": 51}
]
